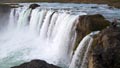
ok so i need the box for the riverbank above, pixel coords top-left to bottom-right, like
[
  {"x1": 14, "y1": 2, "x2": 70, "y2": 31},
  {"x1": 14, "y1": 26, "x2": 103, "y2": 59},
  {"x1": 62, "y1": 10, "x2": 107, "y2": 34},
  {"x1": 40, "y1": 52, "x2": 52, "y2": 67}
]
[{"x1": 0, "y1": 0, "x2": 120, "y2": 8}]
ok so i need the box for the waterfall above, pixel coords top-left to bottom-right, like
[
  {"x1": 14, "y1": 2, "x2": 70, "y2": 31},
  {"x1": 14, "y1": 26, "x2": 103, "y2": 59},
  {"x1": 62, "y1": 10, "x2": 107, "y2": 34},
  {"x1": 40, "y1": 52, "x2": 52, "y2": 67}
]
[
  {"x1": 29, "y1": 8, "x2": 40, "y2": 34},
  {"x1": 17, "y1": 8, "x2": 32, "y2": 29},
  {"x1": 0, "y1": 7, "x2": 87, "y2": 68},
  {"x1": 39, "y1": 11, "x2": 54, "y2": 39},
  {"x1": 8, "y1": 8, "x2": 15, "y2": 29},
  {"x1": 69, "y1": 31, "x2": 99, "y2": 68}
]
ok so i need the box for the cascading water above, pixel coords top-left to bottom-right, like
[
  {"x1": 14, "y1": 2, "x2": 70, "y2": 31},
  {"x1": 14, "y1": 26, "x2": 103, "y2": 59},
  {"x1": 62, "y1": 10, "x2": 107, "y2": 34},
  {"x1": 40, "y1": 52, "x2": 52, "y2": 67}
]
[
  {"x1": 0, "y1": 3, "x2": 120, "y2": 68},
  {"x1": 0, "y1": 6, "x2": 87, "y2": 68},
  {"x1": 69, "y1": 31, "x2": 100, "y2": 68}
]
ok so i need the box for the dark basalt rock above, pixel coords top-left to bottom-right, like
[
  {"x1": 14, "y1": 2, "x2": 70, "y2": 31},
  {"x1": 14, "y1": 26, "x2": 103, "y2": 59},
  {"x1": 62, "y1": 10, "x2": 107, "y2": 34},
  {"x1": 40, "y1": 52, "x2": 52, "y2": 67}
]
[
  {"x1": 91, "y1": 6, "x2": 98, "y2": 9},
  {"x1": 74, "y1": 14, "x2": 110, "y2": 51},
  {"x1": 11, "y1": 59, "x2": 61, "y2": 68},
  {"x1": 29, "y1": 4, "x2": 40, "y2": 9},
  {"x1": 89, "y1": 26, "x2": 120, "y2": 68}
]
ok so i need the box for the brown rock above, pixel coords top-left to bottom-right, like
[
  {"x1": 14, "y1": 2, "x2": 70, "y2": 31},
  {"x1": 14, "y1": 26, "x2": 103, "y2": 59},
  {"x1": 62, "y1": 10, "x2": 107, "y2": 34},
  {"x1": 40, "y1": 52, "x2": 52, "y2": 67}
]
[
  {"x1": 74, "y1": 14, "x2": 110, "y2": 50},
  {"x1": 89, "y1": 26, "x2": 120, "y2": 68}
]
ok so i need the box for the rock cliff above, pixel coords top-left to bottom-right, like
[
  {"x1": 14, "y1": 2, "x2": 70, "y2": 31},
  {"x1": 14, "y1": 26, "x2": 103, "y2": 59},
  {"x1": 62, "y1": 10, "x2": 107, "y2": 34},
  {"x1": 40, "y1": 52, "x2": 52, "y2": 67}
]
[{"x1": 89, "y1": 26, "x2": 120, "y2": 68}]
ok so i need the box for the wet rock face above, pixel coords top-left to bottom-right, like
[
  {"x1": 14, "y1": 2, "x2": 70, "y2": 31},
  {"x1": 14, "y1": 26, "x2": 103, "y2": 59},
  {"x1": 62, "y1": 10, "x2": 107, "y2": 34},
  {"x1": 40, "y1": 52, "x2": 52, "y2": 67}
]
[
  {"x1": 0, "y1": 4, "x2": 11, "y2": 13},
  {"x1": 74, "y1": 14, "x2": 110, "y2": 50},
  {"x1": 11, "y1": 59, "x2": 61, "y2": 68},
  {"x1": 29, "y1": 4, "x2": 40, "y2": 9},
  {"x1": 0, "y1": 4, "x2": 11, "y2": 30},
  {"x1": 90, "y1": 27, "x2": 120, "y2": 68}
]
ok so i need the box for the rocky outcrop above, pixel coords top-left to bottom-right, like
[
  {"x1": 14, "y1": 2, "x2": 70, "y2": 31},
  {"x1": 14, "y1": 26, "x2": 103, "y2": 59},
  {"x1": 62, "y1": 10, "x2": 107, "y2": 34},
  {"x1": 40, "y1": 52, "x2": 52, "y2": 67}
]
[
  {"x1": 74, "y1": 14, "x2": 110, "y2": 50},
  {"x1": 29, "y1": 4, "x2": 40, "y2": 9},
  {"x1": 11, "y1": 59, "x2": 61, "y2": 68},
  {"x1": 89, "y1": 26, "x2": 120, "y2": 68}
]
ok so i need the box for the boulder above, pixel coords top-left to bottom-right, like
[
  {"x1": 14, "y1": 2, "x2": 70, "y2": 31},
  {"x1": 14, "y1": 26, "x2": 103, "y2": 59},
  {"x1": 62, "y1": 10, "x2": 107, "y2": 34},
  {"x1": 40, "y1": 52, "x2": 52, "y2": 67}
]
[
  {"x1": 29, "y1": 4, "x2": 40, "y2": 9},
  {"x1": 11, "y1": 59, "x2": 61, "y2": 68},
  {"x1": 89, "y1": 26, "x2": 120, "y2": 68},
  {"x1": 74, "y1": 14, "x2": 110, "y2": 50}
]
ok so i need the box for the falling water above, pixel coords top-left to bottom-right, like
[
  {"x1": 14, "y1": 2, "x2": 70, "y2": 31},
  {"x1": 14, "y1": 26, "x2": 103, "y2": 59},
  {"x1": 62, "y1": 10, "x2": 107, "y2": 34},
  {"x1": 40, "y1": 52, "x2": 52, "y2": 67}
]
[
  {"x1": 8, "y1": 8, "x2": 15, "y2": 29},
  {"x1": 0, "y1": 2, "x2": 120, "y2": 68},
  {"x1": 17, "y1": 8, "x2": 32, "y2": 29},
  {"x1": 0, "y1": 6, "x2": 87, "y2": 68},
  {"x1": 69, "y1": 31, "x2": 100, "y2": 68}
]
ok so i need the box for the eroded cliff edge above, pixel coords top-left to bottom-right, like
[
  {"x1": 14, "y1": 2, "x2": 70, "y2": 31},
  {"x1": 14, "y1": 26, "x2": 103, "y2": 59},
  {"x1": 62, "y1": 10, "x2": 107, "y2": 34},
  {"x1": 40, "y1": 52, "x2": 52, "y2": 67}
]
[{"x1": 89, "y1": 24, "x2": 120, "y2": 68}]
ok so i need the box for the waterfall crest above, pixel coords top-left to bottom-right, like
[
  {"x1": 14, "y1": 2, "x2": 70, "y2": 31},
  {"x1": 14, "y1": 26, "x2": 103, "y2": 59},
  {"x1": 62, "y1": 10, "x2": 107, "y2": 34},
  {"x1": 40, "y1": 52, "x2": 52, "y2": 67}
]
[{"x1": 0, "y1": 7, "x2": 87, "y2": 68}]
